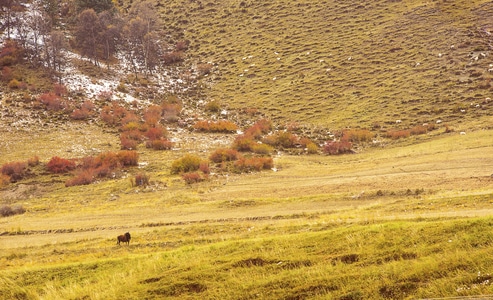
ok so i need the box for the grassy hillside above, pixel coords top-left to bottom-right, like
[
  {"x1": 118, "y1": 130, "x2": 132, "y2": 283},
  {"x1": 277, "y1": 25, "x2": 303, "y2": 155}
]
[
  {"x1": 156, "y1": 0, "x2": 493, "y2": 129},
  {"x1": 1, "y1": 0, "x2": 493, "y2": 299}
]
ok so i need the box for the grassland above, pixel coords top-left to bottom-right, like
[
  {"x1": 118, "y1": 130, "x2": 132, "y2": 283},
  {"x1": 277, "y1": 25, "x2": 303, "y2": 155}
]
[
  {"x1": 1, "y1": 0, "x2": 493, "y2": 299},
  {"x1": 1, "y1": 127, "x2": 493, "y2": 299}
]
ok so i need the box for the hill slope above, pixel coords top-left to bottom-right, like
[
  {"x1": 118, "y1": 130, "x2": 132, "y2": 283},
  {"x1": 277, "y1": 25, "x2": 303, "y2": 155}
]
[{"x1": 158, "y1": 0, "x2": 493, "y2": 129}]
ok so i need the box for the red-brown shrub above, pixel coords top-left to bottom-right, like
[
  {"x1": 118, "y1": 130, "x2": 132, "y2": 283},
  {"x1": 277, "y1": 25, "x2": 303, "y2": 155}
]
[
  {"x1": 0, "y1": 40, "x2": 23, "y2": 66},
  {"x1": 244, "y1": 119, "x2": 272, "y2": 139},
  {"x1": 101, "y1": 102, "x2": 129, "y2": 126},
  {"x1": 120, "y1": 136, "x2": 139, "y2": 150},
  {"x1": 209, "y1": 148, "x2": 240, "y2": 163},
  {"x1": 386, "y1": 129, "x2": 411, "y2": 139},
  {"x1": 262, "y1": 132, "x2": 298, "y2": 148},
  {"x1": 46, "y1": 156, "x2": 76, "y2": 173},
  {"x1": 144, "y1": 105, "x2": 162, "y2": 126},
  {"x1": 117, "y1": 150, "x2": 139, "y2": 166},
  {"x1": 1, "y1": 66, "x2": 13, "y2": 82},
  {"x1": 182, "y1": 172, "x2": 204, "y2": 184},
  {"x1": 134, "y1": 173, "x2": 150, "y2": 186},
  {"x1": 410, "y1": 125, "x2": 428, "y2": 135},
  {"x1": 65, "y1": 169, "x2": 95, "y2": 187},
  {"x1": 342, "y1": 129, "x2": 374, "y2": 143},
  {"x1": 98, "y1": 90, "x2": 113, "y2": 101},
  {"x1": 145, "y1": 139, "x2": 173, "y2": 150},
  {"x1": 199, "y1": 162, "x2": 210, "y2": 174},
  {"x1": 234, "y1": 156, "x2": 274, "y2": 173},
  {"x1": 163, "y1": 51, "x2": 184, "y2": 65},
  {"x1": 145, "y1": 126, "x2": 167, "y2": 140},
  {"x1": 232, "y1": 135, "x2": 256, "y2": 152},
  {"x1": 53, "y1": 84, "x2": 68, "y2": 97},
  {"x1": 1, "y1": 161, "x2": 27, "y2": 181},
  {"x1": 27, "y1": 156, "x2": 40, "y2": 167},
  {"x1": 0, "y1": 174, "x2": 10, "y2": 187},
  {"x1": 39, "y1": 92, "x2": 66, "y2": 111},
  {"x1": 323, "y1": 141, "x2": 353, "y2": 155},
  {"x1": 70, "y1": 108, "x2": 91, "y2": 120}
]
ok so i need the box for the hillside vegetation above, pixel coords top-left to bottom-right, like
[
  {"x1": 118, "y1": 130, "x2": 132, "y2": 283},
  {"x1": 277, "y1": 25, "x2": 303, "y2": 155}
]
[
  {"x1": 1, "y1": 0, "x2": 493, "y2": 299},
  {"x1": 156, "y1": 0, "x2": 493, "y2": 129}
]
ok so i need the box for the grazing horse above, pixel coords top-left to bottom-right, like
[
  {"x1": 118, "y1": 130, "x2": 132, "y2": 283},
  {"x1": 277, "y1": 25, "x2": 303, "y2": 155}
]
[{"x1": 117, "y1": 232, "x2": 131, "y2": 245}]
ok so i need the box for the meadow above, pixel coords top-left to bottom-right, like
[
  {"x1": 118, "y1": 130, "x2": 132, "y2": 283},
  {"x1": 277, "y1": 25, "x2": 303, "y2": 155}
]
[
  {"x1": 1, "y1": 0, "x2": 493, "y2": 299},
  {"x1": 1, "y1": 128, "x2": 493, "y2": 299}
]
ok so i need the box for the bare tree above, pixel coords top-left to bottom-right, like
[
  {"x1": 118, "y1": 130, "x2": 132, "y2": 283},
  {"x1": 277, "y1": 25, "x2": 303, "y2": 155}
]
[
  {"x1": 98, "y1": 10, "x2": 122, "y2": 67},
  {"x1": 44, "y1": 30, "x2": 66, "y2": 81},
  {"x1": 0, "y1": 0, "x2": 22, "y2": 39},
  {"x1": 75, "y1": 8, "x2": 102, "y2": 65}
]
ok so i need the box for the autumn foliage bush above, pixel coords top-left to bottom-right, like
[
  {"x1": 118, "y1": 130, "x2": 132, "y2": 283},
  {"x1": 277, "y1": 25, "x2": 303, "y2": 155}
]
[
  {"x1": 323, "y1": 141, "x2": 353, "y2": 155},
  {"x1": 182, "y1": 172, "x2": 205, "y2": 184},
  {"x1": 38, "y1": 92, "x2": 67, "y2": 111},
  {"x1": 342, "y1": 129, "x2": 374, "y2": 143},
  {"x1": 385, "y1": 129, "x2": 411, "y2": 140},
  {"x1": 209, "y1": 148, "x2": 240, "y2": 163},
  {"x1": 1, "y1": 161, "x2": 27, "y2": 182},
  {"x1": 233, "y1": 156, "x2": 274, "y2": 173},
  {"x1": 0, "y1": 40, "x2": 23, "y2": 67},
  {"x1": 47, "y1": 156, "x2": 76, "y2": 173}
]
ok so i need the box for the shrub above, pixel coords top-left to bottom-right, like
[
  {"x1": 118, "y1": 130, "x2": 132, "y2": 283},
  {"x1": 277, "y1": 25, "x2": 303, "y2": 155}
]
[
  {"x1": 145, "y1": 139, "x2": 173, "y2": 150},
  {"x1": 0, "y1": 205, "x2": 26, "y2": 217},
  {"x1": 182, "y1": 172, "x2": 204, "y2": 184},
  {"x1": 0, "y1": 40, "x2": 23, "y2": 66},
  {"x1": 197, "y1": 63, "x2": 213, "y2": 76},
  {"x1": 162, "y1": 51, "x2": 184, "y2": 65},
  {"x1": 323, "y1": 141, "x2": 353, "y2": 155},
  {"x1": 209, "y1": 148, "x2": 240, "y2": 163},
  {"x1": 245, "y1": 118, "x2": 273, "y2": 139},
  {"x1": 53, "y1": 84, "x2": 68, "y2": 96},
  {"x1": 65, "y1": 169, "x2": 95, "y2": 187},
  {"x1": 70, "y1": 101, "x2": 95, "y2": 120},
  {"x1": 117, "y1": 150, "x2": 139, "y2": 166},
  {"x1": 7, "y1": 78, "x2": 21, "y2": 89},
  {"x1": 1, "y1": 66, "x2": 13, "y2": 82},
  {"x1": 171, "y1": 154, "x2": 203, "y2": 174},
  {"x1": 342, "y1": 129, "x2": 374, "y2": 143},
  {"x1": 161, "y1": 101, "x2": 182, "y2": 123},
  {"x1": 143, "y1": 105, "x2": 162, "y2": 125},
  {"x1": 204, "y1": 100, "x2": 221, "y2": 113},
  {"x1": 145, "y1": 126, "x2": 167, "y2": 141},
  {"x1": 0, "y1": 174, "x2": 10, "y2": 187},
  {"x1": 263, "y1": 132, "x2": 298, "y2": 148},
  {"x1": 1, "y1": 161, "x2": 27, "y2": 181},
  {"x1": 120, "y1": 136, "x2": 139, "y2": 150},
  {"x1": 306, "y1": 142, "x2": 319, "y2": 154},
  {"x1": 199, "y1": 162, "x2": 210, "y2": 174},
  {"x1": 46, "y1": 156, "x2": 76, "y2": 174},
  {"x1": 232, "y1": 135, "x2": 256, "y2": 152},
  {"x1": 134, "y1": 173, "x2": 150, "y2": 186},
  {"x1": 386, "y1": 129, "x2": 411, "y2": 140},
  {"x1": 27, "y1": 156, "x2": 40, "y2": 167},
  {"x1": 234, "y1": 157, "x2": 274, "y2": 173},
  {"x1": 175, "y1": 40, "x2": 190, "y2": 51},
  {"x1": 101, "y1": 102, "x2": 129, "y2": 127},
  {"x1": 410, "y1": 125, "x2": 428, "y2": 135},
  {"x1": 39, "y1": 92, "x2": 66, "y2": 111},
  {"x1": 252, "y1": 143, "x2": 274, "y2": 155}
]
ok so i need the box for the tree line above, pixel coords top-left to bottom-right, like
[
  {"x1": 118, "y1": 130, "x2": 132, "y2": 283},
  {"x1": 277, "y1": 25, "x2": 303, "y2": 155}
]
[{"x1": 0, "y1": 0, "x2": 180, "y2": 80}]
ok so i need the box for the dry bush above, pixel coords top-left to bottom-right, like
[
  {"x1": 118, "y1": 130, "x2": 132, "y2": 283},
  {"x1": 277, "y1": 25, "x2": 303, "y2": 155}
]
[
  {"x1": 232, "y1": 135, "x2": 256, "y2": 152},
  {"x1": 70, "y1": 101, "x2": 95, "y2": 120},
  {"x1": 0, "y1": 174, "x2": 10, "y2": 187},
  {"x1": 53, "y1": 84, "x2": 68, "y2": 97},
  {"x1": 182, "y1": 172, "x2": 204, "y2": 184},
  {"x1": 1, "y1": 161, "x2": 27, "y2": 182},
  {"x1": 234, "y1": 156, "x2": 274, "y2": 173},
  {"x1": 410, "y1": 125, "x2": 428, "y2": 135},
  {"x1": 144, "y1": 105, "x2": 162, "y2": 126},
  {"x1": 133, "y1": 173, "x2": 150, "y2": 186},
  {"x1": 145, "y1": 139, "x2": 173, "y2": 150},
  {"x1": 197, "y1": 63, "x2": 213, "y2": 76},
  {"x1": 244, "y1": 118, "x2": 272, "y2": 139},
  {"x1": 65, "y1": 169, "x2": 95, "y2": 187},
  {"x1": 306, "y1": 142, "x2": 319, "y2": 154},
  {"x1": 7, "y1": 78, "x2": 21, "y2": 89},
  {"x1": 386, "y1": 129, "x2": 411, "y2": 139},
  {"x1": 120, "y1": 136, "x2": 139, "y2": 150},
  {"x1": 145, "y1": 126, "x2": 167, "y2": 141},
  {"x1": 117, "y1": 150, "x2": 139, "y2": 166},
  {"x1": 1, "y1": 66, "x2": 13, "y2": 82},
  {"x1": 46, "y1": 156, "x2": 76, "y2": 174},
  {"x1": 342, "y1": 129, "x2": 374, "y2": 143},
  {"x1": 209, "y1": 148, "x2": 240, "y2": 163},
  {"x1": 101, "y1": 102, "x2": 129, "y2": 127},
  {"x1": 0, "y1": 204, "x2": 26, "y2": 217},
  {"x1": 252, "y1": 143, "x2": 274, "y2": 155},
  {"x1": 27, "y1": 156, "x2": 40, "y2": 167},
  {"x1": 262, "y1": 132, "x2": 298, "y2": 148},
  {"x1": 161, "y1": 101, "x2": 182, "y2": 123},
  {"x1": 38, "y1": 92, "x2": 66, "y2": 111},
  {"x1": 171, "y1": 154, "x2": 203, "y2": 174},
  {"x1": 0, "y1": 40, "x2": 23, "y2": 66},
  {"x1": 204, "y1": 100, "x2": 221, "y2": 113},
  {"x1": 175, "y1": 40, "x2": 190, "y2": 51},
  {"x1": 163, "y1": 51, "x2": 184, "y2": 65},
  {"x1": 323, "y1": 141, "x2": 353, "y2": 155},
  {"x1": 199, "y1": 162, "x2": 210, "y2": 174}
]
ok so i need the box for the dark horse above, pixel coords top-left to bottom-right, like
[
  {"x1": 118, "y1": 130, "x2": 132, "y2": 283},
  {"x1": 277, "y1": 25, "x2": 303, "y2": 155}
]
[{"x1": 117, "y1": 232, "x2": 131, "y2": 245}]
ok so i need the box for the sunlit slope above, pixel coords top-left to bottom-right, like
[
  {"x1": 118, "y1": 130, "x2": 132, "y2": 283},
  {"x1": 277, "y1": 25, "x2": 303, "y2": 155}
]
[{"x1": 157, "y1": 0, "x2": 493, "y2": 128}]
